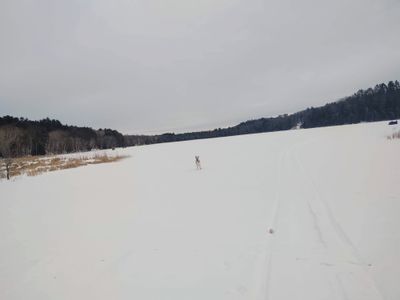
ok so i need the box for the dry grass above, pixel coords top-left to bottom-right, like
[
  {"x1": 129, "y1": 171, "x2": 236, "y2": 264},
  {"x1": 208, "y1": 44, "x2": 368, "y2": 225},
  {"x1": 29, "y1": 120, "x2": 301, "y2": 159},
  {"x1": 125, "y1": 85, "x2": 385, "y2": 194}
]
[
  {"x1": 387, "y1": 130, "x2": 400, "y2": 140},
  {"x1": 0, "y1": 153, "x2": 127, "y2": 180}
]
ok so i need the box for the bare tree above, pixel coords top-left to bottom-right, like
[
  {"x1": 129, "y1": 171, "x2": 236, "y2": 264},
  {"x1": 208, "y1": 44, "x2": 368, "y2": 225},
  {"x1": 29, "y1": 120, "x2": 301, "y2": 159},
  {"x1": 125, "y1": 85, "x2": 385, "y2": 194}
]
[
  {"x1": 4, "y1": 158, "x2": 12, "y2": 180},
  {"x1": 0, "y1": 126, "x2": 25, "y2": 157},
  {"x1": 47, "y1": 130, "x2": 69, "y2": 154},
  {"x1": 0, "y1": 127, "x2": 21, "y2": 180}
]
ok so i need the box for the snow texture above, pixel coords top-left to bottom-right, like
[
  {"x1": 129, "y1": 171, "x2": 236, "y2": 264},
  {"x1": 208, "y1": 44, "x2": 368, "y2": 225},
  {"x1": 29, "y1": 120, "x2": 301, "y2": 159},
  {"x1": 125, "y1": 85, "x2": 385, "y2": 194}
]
[{"x1": 1, "y1": 121, "x2": 400, "y2": 300}]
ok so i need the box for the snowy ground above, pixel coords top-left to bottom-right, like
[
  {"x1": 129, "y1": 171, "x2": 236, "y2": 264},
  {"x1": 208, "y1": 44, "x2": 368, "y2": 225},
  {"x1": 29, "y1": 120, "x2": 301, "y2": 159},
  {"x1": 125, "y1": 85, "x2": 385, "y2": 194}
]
[{"x1": 1, "y1": 121, "x2": 400, "y2": 300}]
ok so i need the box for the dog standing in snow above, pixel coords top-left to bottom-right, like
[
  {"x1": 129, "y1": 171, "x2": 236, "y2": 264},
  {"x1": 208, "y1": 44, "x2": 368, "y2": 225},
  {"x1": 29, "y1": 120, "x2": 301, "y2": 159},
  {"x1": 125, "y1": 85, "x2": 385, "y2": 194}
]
[{"x1": 195, "y1": 156, "x2": 202, "y2": 170}]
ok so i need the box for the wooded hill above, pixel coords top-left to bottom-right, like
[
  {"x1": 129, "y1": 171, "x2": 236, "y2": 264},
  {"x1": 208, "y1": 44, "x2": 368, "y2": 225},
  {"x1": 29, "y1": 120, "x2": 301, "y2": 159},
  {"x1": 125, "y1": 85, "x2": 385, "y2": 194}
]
[
  {"x1": 1, "y1": 80, "x2": 400, "y2": 158},
  {"x1": 126, "y1": 80, "x2": 400, "y2": 144}
]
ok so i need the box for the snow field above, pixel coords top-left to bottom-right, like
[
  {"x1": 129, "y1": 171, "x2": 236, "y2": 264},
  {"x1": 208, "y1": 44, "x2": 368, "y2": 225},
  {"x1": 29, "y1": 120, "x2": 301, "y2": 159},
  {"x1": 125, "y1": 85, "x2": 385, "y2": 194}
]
[{"x1": 1, "y1": 121, "x2": 400, "y2": 299}]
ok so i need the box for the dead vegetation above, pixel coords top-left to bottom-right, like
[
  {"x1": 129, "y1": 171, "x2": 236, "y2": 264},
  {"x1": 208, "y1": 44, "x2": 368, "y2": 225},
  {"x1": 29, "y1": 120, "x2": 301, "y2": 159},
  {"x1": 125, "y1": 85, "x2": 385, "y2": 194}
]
[
  {"x1": 0, "y1": 153, "x2": 127, "y2": 180},
  {"x1": 387, "y1": 130, "x2": 400, "y2": 140}
]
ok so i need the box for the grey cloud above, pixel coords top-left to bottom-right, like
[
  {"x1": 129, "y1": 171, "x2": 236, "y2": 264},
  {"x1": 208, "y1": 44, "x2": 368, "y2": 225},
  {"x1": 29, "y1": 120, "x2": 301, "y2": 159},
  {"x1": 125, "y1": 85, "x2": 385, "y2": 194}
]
[{"x1": 1, "y1": 0, "x2": 400, "y2": 134}]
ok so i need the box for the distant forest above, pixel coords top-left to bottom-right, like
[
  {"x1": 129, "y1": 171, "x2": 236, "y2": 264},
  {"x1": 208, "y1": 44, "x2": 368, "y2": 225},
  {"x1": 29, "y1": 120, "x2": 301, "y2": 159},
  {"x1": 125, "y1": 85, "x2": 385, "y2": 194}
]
[
  {"x1": 126, "y1": 80, "x2": 400, "y2": 144},
  {"x1": 0, "y1": 117, "x2": 124, "y2": 157},
  {"x1": 1, "y1": 80, "x2": 400, "y2": 158}
]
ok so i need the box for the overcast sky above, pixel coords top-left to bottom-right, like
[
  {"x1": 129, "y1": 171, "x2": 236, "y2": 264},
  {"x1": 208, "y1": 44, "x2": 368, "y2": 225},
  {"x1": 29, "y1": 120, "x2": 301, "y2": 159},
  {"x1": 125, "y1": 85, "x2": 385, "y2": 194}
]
[{"x1": 1, "y1": 0, "x2": 400, "y2": 134}]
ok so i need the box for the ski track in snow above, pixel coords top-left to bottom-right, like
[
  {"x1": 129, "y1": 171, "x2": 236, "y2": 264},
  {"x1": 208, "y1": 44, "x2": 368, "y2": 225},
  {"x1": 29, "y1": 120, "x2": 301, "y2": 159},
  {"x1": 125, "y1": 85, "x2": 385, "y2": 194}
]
[
  {"x1": 262, "y1": 136, "x2": 385, "y2": 300},
  {"x1": 291, "y1": 142, "x2": 383, "y2": 300},
  {"x1": 263, "y1": 147, "x2": 287, "y2": 300}
]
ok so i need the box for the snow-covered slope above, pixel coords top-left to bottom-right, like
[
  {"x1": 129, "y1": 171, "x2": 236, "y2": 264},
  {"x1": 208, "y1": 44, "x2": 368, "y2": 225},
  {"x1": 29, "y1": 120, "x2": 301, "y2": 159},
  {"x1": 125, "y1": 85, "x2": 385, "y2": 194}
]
[{"x1": 1, "y1": 121, "x2": 400, "y2": 300}]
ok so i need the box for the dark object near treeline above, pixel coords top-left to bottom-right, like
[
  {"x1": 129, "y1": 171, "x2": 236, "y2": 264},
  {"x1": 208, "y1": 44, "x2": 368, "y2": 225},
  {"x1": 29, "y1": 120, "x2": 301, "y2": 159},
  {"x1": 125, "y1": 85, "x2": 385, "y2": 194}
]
[{"x1": 388, "y1": 120, "x2": 398, "y2": 125}]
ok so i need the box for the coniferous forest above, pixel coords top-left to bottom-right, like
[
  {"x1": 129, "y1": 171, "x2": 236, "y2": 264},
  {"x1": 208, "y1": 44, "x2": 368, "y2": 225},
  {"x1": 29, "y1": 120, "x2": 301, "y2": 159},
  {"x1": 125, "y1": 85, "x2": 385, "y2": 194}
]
[
  {"x1": 1, "y1": 80, "x2": 400, "y2": 158},
  {"x1": 126, "y1": 80, "x2": 400, "y2": 144}
]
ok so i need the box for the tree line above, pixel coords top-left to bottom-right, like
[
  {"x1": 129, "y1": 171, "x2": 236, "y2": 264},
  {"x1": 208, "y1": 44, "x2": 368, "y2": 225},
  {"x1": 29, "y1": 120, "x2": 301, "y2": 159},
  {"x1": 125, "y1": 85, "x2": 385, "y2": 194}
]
[
  {"x1": 125, "y1": 80, "x2": 400, "y2": 144},
  {"x1": 0, "y1": 117, "x2": 124, "y2": 158},
  {"x1": 1, "y1": 80, "x2": 400, "y2": 158}
]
